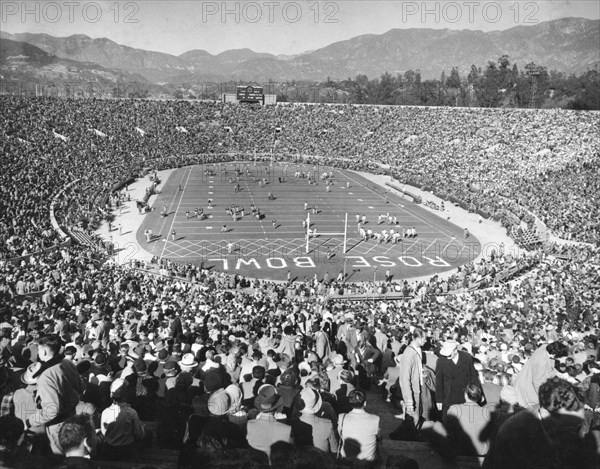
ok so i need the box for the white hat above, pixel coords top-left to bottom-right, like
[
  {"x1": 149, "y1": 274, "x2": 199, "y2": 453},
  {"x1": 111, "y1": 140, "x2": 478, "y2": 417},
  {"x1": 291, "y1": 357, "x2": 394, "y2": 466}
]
[
  {"x1": 180, "y1": 353, "x2": 198, "y2": 368},
  {"x1": 439, "y1": 340, "x2": 459, "y2": 357},
  {"x1": 299, "y1": 388, "x2": 322, "y2": 414}
]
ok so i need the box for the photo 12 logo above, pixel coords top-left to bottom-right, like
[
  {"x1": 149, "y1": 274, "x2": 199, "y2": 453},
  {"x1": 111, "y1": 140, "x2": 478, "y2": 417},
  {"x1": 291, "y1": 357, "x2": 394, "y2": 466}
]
[
  {"x1": 400, "y1": 1, "x2": 540, "y2": 25},
  {"x1": 1, "y1": 1, "x2": 140, "y2": 24},
  {"x1": 201, "y1": 1, "x2": 339, "y2": 24}
]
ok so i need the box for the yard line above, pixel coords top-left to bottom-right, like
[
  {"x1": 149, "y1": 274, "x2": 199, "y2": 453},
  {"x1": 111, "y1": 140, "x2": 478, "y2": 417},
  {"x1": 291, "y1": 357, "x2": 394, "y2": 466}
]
[
  {"x1": 401, "y1": 239, "x2": 421, "y2": 255},
  {"x1": 244, "y1": 177, "x2": 267, "y2": 237},
  {"x1": 440, "y1": 238, "x2": 455, "y2": 256},
  {"x1": 160, "y1": 167, "x2": 193, "y2": 259},
  {"x1": 344, "y1": 171, "x2": 461, "y2": 241},
  {"x1": 423, "y1": 239, "x2": 439, "y2": 253}
]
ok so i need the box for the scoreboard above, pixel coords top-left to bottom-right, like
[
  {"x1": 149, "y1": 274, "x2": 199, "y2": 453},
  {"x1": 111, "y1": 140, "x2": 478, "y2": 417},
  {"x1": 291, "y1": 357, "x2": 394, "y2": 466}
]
[{"x1": 236, "y1": 85, "x2": 263, "y2": 103}]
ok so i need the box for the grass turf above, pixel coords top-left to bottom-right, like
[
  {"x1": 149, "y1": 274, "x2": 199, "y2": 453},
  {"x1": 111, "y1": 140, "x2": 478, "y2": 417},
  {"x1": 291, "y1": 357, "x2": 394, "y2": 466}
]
[{"x1": 136, "y1": 162, "x2": 480, "y2": 283}]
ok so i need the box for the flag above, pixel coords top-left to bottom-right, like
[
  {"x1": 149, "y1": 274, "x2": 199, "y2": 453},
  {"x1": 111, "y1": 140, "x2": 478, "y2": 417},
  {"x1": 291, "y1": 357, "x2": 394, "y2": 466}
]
[
  {"x1": 135, "y1": 127, "x2": 146, "y2": 136},
  {"x1": 53, "y1": 130, "x2": 68, "y2": 142},
  {"x1": 176, "y1": 126, "x2": 189, "y2": 133},
  {"x1": 90, "y1": 128, "x2": 107, "y2": 138},
  {"x1": 17, "y1": 137, "x2": 31, "y2": 144}
]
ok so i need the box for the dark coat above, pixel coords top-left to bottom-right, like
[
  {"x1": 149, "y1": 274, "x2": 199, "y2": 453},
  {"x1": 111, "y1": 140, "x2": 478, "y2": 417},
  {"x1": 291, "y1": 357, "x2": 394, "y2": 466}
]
[{"x1": 435, "y1": 351, "x2": 480, "y2": 414}]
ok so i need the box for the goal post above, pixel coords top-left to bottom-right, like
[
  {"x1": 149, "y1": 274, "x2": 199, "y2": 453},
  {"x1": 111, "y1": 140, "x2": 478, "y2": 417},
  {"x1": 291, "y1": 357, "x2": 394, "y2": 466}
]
[{"x1": 305, "y1": 212, "x2": 348, "y2": 254}]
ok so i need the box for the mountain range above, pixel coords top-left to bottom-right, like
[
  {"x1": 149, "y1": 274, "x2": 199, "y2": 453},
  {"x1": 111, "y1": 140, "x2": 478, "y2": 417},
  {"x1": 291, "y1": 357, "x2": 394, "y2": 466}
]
[{"x1": 1, "y1": 17, "x2": 598, "y2": 87}]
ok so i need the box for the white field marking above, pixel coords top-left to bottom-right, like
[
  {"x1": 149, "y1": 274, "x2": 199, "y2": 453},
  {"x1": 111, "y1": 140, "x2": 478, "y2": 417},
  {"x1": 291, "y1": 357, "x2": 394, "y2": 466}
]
[
  {"x1": 244, "y1": 176, "x2": 267, "y2": 236},
  {"x1": 402, "y1": 239, "x2": 421, "y2": 254},
  {"x1": 423, "y1": 239, "x2": 439, "y2": 253},
  {"x1": 160, "y1": 167, "x2": 193, "y2": 258},
  {"x1": 343, "y1": 171, "x2": 461, "y2": 241}
]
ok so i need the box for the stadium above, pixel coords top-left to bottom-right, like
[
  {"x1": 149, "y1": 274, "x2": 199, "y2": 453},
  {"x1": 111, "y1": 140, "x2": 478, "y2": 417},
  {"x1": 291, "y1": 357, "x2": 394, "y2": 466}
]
[{"x1": 1, "y1": 9, "x2": 600, "y2": 469}]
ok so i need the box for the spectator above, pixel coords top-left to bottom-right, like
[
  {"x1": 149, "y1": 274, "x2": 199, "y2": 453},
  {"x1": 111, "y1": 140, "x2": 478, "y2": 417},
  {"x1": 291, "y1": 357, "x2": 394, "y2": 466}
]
[
  {"x1": 436, "y1": 340, "x2": 481, "y2": 419},
  {"x1": 100, "y1": 378, "x2": 146, "y2": 460},
  {"x1": 56, "y1": 414, "x2": 99, "y2": 469},
  {"x1": 513, "y1": 341, "x2": 569, "y2": 409},
  {"x1": 445, "y1": 384, "x2": 490, "y2": 461},
  {"x1": 293, "y1": 387, "x2": 338, "y2": 454},
  {"x1": 337, "y1": 389, "x2": 380, "y2": 462},
  {"x1": 246, "y1": 384, "x2": 292, "y2": 462},
  {"x1": 483, "y1": 377, "x2": 598, "y2": 469},
  {"x1": 25, "y1": 334, "x2": 82, "y2": 455},
  {"x1": 398, "y1": 327, "x2": 427, "y2": 425}
]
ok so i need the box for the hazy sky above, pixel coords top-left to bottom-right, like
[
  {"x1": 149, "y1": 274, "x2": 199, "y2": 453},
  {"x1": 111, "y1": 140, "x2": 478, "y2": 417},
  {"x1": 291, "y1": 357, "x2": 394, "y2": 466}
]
[{"x1": 2, "y1": 1, "x2": 599, "y2": 56}]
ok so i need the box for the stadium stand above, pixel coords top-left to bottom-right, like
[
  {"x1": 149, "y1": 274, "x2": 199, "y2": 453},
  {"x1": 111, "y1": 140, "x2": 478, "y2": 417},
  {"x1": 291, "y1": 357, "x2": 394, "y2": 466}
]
[{"x1": 1, "y1": 97, "x2": 599, "y2": 468}]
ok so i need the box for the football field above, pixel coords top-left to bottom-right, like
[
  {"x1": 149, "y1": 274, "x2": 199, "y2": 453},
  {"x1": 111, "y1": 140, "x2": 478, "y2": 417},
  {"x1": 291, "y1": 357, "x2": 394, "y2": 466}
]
[{"x1": 137, "y1": 162, "x2": 480, "y2": 282}]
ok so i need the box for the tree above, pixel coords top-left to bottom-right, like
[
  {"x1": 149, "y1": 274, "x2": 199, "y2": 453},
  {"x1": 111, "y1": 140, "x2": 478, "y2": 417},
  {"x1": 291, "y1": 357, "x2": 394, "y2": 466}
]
[
  {"x1": 468, "y1": 65, "x2": 479, "y2": 84},
  {"x1": 447, "y1": 67, "x2": 461, "y2": 89}
]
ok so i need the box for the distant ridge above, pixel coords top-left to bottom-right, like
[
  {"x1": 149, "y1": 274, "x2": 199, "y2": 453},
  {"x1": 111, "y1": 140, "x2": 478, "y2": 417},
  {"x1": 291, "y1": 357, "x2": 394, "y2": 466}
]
[{"x1": 1, "y1": 17, "x2": 598, "y2": 83}]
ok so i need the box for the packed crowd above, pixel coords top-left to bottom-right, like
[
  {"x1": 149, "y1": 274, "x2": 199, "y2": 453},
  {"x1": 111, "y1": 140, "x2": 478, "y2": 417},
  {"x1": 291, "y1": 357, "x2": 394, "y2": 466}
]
[
  {"x1": 1, "y1": 97, "x2": 599, "y2": 468},
  {"x1": 0, "y1": 234, "x2": 599, "y2": 467},
  {"x1": 1, "y1": 98, "x2": 599, "y2": 263}
]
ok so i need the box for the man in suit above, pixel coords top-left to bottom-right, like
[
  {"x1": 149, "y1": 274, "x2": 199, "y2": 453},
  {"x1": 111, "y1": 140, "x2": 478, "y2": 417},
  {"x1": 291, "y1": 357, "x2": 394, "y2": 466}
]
[
  {"x1": 435, "y1": 339, "x2": 480, "y2": 420},
  {"x1": 25, "y1": 334, "x2": 82, "y2": 455},
  {"x1": 293, "y1": 387, "x2": 338, "y2": 454},
  {"x1": 338, "y1": 390, "x2": 380, "y2": 461},
  {"x1": 246, "y1": 385, "x2": 292, "y2": 462},
  {"x1": 398, "y1": 328, "x2": 426, "y2": 423}
]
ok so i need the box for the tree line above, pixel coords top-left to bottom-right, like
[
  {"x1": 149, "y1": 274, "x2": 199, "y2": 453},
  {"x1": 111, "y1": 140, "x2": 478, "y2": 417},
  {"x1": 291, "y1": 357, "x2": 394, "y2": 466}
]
[{"x1": 274, "y1": 55, "x2": 600, "y2": 110}]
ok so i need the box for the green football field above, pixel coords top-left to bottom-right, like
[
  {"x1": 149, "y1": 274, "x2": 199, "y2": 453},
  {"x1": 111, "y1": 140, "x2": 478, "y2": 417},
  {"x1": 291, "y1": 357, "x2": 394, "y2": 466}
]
[{"x1": 137, "y1": 162, "x2": 480, "y2": 283}]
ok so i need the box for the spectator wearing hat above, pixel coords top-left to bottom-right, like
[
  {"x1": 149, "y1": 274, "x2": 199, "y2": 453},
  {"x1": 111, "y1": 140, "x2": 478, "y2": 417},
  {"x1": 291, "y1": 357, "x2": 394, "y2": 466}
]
[
  {"x1": 180, "y1": 353, "x2": 199, "y2": 374},
  {"x1": 276, "y1": 368, "x2": 302, "y2": 418},
  {"x1": 100, "y1": 378, "x2": 146, "y2": 460},
  {"x1": 57, "y1": 414, "x2": 99, "y2": 469},
  {"x1": 436, "y1": 339, "x2": 481, "y2": 419},
  {"x1": 326, "y1": 353, "x2": 346, "y2": 395},
  {"x1": 181, "y1": 387, "x2": 249, "y2": 467},
  {"x1": 90, "y1": 351, "x2": 110, "y2": 377},
  {"x1": 13, "y1": 362, "x2": 42, "y2": 428},
  {"x1": 292, "y1": 387, "x2": 338, "y2": 454},
  {"x1": 158, "y1": 360, "x2": 180, "y2": 398},
  {"x1": 513, "y1": 341, "x2": 569, "y2": 409},
  {"x1": 24, "y1": 334, "x2": 82, "y2": 455},
  {"x1": 223, "y1": 384, "x2": 247, "y2": 429},
  {"x1": 191, "y1": 369, "x2": 223, "y2": 416},
  {"x1": 337, "y1": 389, "x2": 380, "y2": 462},
  {"x1": 246, "y1": 384, "x2": 292, "y2": 461}
]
